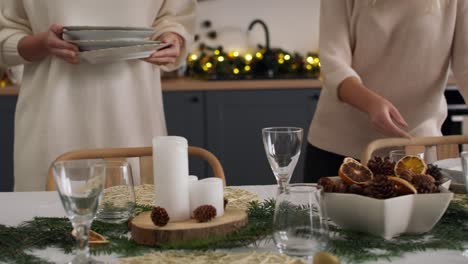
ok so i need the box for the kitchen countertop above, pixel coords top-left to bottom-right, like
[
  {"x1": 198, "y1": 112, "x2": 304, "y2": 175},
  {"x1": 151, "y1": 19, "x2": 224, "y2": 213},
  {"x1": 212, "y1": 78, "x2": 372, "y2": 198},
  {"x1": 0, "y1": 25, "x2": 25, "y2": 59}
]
[
  {"x1": 0, "y1": 78, "x2": 322, "y2": 96},
  {"x1": 0, "y1": 77, "x2": 458, "y2": 96}
]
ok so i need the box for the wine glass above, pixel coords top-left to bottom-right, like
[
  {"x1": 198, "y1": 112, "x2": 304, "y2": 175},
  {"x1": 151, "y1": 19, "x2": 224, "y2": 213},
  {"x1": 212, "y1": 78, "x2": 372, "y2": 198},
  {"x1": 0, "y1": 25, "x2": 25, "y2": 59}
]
[
  {"x1": 273, "y1": 183, "x2": 328, "y2": 258},
  {"x1": 53, "y1": 159, "x2": 106, "y2": 264},
  {"x1": 262, "y1": 127, "x2": 303, "y2": 191}
]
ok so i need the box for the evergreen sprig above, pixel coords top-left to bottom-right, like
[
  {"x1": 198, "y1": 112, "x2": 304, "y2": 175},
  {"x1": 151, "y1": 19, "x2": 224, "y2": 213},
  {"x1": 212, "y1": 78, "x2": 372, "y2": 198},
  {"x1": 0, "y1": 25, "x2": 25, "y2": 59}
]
[{"x1": 0, "y1": 197, "x2": 466, "y2": 264}]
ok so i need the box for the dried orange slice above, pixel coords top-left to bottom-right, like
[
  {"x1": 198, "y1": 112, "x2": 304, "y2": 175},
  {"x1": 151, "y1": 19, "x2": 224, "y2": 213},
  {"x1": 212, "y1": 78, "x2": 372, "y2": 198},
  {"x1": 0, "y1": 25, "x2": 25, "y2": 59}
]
[
  {"x1": 394, "y1": 155, "x2": 427, "y2": 177},
  {"x1": 343, "y1": 157, "x2": 360, "y2": 164},
  {"x1": 388, "y1": 176, "x2": 418, "y2": 195},
  {"x1": 71, "y1": 229, "x2": 109, "y2": 245},
  {"x1": 338, "y1": 158, "x2": 373, "y2": 185}
]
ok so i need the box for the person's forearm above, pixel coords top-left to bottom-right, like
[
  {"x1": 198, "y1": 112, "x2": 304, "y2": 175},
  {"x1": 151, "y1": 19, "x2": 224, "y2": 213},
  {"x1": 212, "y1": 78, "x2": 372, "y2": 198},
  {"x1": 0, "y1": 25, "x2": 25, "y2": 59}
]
[
  {"x1": 17, "y1": 32, "x2": 48, "y2": 62},
  {"x1": 338, "y1": 77, "x2": 385, "y2": 114}
]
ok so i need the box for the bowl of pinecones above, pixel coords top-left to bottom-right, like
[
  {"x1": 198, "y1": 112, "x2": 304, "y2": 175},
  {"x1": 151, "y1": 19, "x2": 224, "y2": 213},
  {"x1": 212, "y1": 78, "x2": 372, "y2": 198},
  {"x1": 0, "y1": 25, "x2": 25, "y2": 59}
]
[{"x1": 318, "y1": 156, "x2": 453, "y2": 239}]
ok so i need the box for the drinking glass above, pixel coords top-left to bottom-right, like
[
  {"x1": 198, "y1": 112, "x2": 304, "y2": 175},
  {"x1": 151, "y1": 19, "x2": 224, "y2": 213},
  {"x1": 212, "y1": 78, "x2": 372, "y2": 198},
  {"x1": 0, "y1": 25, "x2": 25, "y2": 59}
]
[
  {"x1": 389, "y1": 149, "x2": 424, "y2": 163},
  {"x1": 262, "y1": 127, "x2": 303, "y2": 191},
  {"x1": 96, "y1": 160, "x2": 136, "y2": 223},
  {"x1": 53, "y1": 159, "x2": 106, "y2": 264},
  {"x1": 273, "y1": 184, "x2": 328, "y2": 258},
  {"x1": 459, "y1": 151, "x2": 468, "y2": 193}
]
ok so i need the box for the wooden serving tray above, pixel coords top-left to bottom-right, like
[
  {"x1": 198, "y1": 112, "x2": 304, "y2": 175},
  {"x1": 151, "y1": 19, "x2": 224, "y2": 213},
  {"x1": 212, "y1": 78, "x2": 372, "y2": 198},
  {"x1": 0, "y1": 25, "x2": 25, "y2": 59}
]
[{"x1": 130, "y1": 208, "x2": 248, "y2": 246}]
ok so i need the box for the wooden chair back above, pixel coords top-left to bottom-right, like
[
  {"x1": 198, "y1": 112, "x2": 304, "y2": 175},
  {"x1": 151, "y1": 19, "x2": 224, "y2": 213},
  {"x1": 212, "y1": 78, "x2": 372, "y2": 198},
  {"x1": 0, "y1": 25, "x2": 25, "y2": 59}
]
[
  {"x1": 361, "y1": 135, "x2": 468, "y2": 165},
  {"x1": 46, "y1": 146, "x2": 225, "y2": 191}
]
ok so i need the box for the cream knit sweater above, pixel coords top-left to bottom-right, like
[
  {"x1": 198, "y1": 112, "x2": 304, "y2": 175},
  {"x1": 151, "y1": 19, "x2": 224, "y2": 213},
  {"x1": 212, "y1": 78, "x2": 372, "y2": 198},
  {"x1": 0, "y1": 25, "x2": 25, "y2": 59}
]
[
  {"x1": 0, "y1": 0, "x2": 196, "y2": 191},
  {"x1": 308, "y1": 0, "x2": 468, "y2": 158}
]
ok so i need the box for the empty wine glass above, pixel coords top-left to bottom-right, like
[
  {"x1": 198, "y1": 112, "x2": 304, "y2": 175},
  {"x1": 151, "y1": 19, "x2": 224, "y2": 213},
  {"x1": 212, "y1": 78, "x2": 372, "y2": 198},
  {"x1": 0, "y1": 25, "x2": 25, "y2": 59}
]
[
  {"x1": 262, "y1": 127, "x2": 303, "y2": 191},
  {"x1": 53, "y1": 159, "x2": 106, "y2": 264}
]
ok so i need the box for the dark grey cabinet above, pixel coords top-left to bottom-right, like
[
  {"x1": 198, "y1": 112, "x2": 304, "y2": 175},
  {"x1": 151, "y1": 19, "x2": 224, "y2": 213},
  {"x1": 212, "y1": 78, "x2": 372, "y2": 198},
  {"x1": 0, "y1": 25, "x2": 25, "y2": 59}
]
[
  {"x1": 163, "y1": 91, "x2": 206, "y2": 177},
  {"x1": 206, "y1": 89, "x2": 320, "y2": 186},
  {"x1": 0, "y1": 96, "x2": 16, "y2": 191},
  {"x1": 0, "y1": 87, "x2": 320, "y2": 191}
]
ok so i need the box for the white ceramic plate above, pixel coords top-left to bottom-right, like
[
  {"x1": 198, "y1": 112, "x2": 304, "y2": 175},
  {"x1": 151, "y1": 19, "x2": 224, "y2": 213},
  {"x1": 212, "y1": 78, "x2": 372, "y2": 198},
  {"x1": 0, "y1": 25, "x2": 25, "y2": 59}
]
[
  {"x1": 69, "y1": 40, "x2": 161, "y2": 51},
  {"x1": 433, "y1": 158, "x2": 461, "y2": 171},
  {"x1": 79, "y1": 43, "x2": 170, "y2": 64},
  {"x1": 433, "y1": 158, "x2": 467, "y2": 193},
  {"x1": 63, "y1": 30, "x2": 154, "y2": 41},
  {"x1": 63, "y1": 26, "x2": 154, "y2": 31}
]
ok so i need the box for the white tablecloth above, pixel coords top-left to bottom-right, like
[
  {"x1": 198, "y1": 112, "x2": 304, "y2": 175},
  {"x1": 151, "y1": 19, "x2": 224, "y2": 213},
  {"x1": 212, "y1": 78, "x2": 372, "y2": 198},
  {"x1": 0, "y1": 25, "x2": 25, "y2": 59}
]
[{"x1": 0, "y1": 185, "x2": 466, "y2": 264}]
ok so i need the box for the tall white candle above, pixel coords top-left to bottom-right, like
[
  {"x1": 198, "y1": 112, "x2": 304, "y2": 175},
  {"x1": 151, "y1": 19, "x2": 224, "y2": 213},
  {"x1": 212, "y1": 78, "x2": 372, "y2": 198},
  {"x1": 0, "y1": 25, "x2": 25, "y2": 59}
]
[
  {"x1": 153, "y1": 136, "x2": 190, "y2": 222},
  {"x1": 189, "y1": 178, "x2": 224, "y2": 217}
]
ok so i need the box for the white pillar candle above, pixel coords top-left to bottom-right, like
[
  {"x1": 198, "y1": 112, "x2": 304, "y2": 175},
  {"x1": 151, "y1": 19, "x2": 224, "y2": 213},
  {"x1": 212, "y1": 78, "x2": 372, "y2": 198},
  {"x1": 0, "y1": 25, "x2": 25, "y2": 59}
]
[
  {"x1": 189, "y1": 177, "x2": 224, "y2": 217},
  {"x1": 153, "y1": 136, "x2": 190, "y2": 222},
  {"x1": 188, "y1": 175, "x2": 198, "y2": 217}
]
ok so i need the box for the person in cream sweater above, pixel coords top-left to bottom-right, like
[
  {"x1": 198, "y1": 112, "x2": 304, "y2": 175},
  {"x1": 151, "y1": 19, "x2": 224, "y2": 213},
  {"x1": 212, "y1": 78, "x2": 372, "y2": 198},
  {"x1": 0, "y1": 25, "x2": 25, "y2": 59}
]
[
  {"x1": 0, "y1": 0, "x2": 196, "y2": 191},
  {"x1": 305, "y1": 0, "x2": 468, "y2": 182}
]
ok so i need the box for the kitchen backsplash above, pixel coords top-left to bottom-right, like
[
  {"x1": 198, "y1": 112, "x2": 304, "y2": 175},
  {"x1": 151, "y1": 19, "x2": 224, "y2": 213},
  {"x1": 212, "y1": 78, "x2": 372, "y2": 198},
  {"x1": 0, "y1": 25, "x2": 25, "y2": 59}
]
[{"x1": 195, "y1": 0, "x2": 320, "y2": 54}]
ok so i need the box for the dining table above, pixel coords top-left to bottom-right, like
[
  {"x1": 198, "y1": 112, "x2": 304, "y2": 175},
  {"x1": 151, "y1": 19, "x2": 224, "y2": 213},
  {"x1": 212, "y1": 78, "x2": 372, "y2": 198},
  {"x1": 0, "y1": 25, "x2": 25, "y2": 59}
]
[{"x1": 1, "y1": 180, "x2": 467, "y2": 264}]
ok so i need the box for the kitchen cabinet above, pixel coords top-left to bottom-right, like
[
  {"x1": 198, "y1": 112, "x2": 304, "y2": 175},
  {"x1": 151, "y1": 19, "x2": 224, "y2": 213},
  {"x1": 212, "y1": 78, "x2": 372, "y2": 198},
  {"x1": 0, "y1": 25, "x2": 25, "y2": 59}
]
[
  {"x1": 163, "y1": 88, "x2": 321, "y2": 186},
  {"x1": 163, "y1": 91, "x2": 206, "y2": 177},
  {"x1": 206, "y1": 89, "x2": 320, "y2": 186},
  {"x1": 0, "y1": 87, "x2": 320, "y2": 190},
  {"x1": 0, "y1": 95, "x2": 16, "y2": 191}
]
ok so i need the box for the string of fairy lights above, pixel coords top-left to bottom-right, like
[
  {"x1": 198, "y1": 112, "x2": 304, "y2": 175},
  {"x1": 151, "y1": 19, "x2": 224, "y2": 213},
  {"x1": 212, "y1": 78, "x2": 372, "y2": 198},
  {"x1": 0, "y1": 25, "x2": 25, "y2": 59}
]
[
  {"x1": 0, "y1": 73, "x2": 9, "y2": 88},
  {"x1": 186, "y1": 47, "x2": 320, "y2": 80}
]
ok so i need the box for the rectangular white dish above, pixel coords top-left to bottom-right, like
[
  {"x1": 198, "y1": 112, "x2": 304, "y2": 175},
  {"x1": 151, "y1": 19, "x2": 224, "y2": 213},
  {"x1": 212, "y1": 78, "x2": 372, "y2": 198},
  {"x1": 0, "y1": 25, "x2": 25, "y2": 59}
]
[{"x1": 321, "y1": 178, "x2": 453, "y2": 239}]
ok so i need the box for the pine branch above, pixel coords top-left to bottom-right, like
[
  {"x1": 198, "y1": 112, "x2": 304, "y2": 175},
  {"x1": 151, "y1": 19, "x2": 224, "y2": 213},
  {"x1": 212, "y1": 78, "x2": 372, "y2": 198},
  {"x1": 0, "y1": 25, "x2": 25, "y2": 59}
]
[{"x1": 0, "y1": 197, "x2": 466, "y2": 264}]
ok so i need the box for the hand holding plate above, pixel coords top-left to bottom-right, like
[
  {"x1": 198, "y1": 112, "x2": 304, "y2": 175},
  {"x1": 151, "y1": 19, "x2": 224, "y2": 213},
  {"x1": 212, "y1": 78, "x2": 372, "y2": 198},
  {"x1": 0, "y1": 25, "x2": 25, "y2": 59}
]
[{"x1": 143, "y1": 32, "x2": 182, "y2": 65}]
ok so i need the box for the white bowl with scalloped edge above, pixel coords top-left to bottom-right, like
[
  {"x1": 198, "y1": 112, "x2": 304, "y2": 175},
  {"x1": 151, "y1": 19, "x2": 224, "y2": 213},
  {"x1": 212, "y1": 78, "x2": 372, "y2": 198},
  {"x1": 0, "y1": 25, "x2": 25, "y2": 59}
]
[{"x1": 321, "y1": 178, "x2": 453, "y2": 239}]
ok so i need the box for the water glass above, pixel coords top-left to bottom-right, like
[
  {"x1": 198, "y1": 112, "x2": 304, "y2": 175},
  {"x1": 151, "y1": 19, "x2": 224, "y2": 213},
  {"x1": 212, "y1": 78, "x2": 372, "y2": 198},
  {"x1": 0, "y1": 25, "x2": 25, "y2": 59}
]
[
  {"x1": 96, "y1": 160, "x2": 136, "y2": 223},
  {"x1": 273, "y1": 184, "x2": 328, "y2": 258},
  {"x1": 389, "y1": 149, "x2": 424, "y2": 163},
  {"x1": 53, "y1": 159, "x2": 106, "y2": 264},
  {"x1": 262, "y1": 127, "x2": 303, "y2": 190},
  {"x1": 459, "y1": 151, "x2": 468, "y2": 193}
]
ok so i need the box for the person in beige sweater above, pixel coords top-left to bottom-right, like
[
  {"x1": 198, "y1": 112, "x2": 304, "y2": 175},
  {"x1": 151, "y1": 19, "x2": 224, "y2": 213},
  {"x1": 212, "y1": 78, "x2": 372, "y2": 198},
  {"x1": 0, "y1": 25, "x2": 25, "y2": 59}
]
[
  {"x1": 0, "y1": 0, "x2": 196, "y2": 191},
  {"x1": 305, "y1": 0, "x2": 468, "y2": 182}
]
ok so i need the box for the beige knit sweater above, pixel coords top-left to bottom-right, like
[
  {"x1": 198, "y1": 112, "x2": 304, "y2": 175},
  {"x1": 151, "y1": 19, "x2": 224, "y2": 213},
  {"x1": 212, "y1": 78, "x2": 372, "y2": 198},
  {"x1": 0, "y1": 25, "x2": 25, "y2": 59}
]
[
  {"x1": 0, "y1": 0, "x2": 196, "y2": 191},
  {"x1": 308, "y1": 0, "x2": 468, "y2": 158}
]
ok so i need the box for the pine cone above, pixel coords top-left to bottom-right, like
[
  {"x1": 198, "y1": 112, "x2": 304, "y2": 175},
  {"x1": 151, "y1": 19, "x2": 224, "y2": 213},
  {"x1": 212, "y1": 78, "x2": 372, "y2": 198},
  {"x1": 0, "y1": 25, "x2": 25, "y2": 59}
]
[
  {"x1": 364, "y1": 175, "x2": 398, "y2": 199},
  {"x1": 334, "y1": 180, "x2": 350, "y2": 193},
  {"x1": 151, "y1": 206, "x2": 170, "y2": 227},
  {"x1": 398, "y1": 169, "x2": 415, "y2": 182},
  {"x1": 193, "y1": 205, "x2": 217, "y2": 222},
  {"x1": 411, "y1": 174, "x2": 437, "y2": 193},
  {"x1": 367, "y1": 156, "x2": 395, "y2": 176},
  {"x1": 224, "y1": 197, "x2": 228, "y2": 209},
  {"x1": 318, "y1": 177, "x2": 335, "y2": 192},
  {"x1": 426, "y1": 164, "x2": 443, "y2": 185},
  {"x1": 348, "y1": 184, "x2": 365, "y2": 195},
  {"x1": 127, "y1": 217, "x2": 134, "y2": 230}
]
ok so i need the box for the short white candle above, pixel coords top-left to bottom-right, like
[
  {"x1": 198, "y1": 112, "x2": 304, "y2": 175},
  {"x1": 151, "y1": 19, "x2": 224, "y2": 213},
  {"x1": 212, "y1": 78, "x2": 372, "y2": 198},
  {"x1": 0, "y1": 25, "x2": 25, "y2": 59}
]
[
  {"x1": 153, "y1": 136, "x2": 190, "y2": 222},
  {"x1": 189, "y1": 177, "x2": 224, "y2": 217},
  {"x1": 188, "y1": 175, "x2": 198, "y2": 217}
]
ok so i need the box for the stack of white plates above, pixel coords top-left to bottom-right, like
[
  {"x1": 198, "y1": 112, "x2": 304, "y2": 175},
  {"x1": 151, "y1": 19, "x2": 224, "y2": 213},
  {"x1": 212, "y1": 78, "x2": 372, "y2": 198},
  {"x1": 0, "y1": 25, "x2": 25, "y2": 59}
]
[{"x1": 63, "y1": 26, "x2": 169, "y2": 64}]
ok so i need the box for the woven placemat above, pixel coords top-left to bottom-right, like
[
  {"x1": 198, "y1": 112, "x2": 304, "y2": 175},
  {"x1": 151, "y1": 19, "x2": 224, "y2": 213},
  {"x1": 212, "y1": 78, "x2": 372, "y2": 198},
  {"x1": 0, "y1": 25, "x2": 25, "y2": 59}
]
[
  {"x1": 118, "y1": 251, "x2": 306, "y2": 264},
  {"x1": 102, "y1": 184, "x2": 260, "y2": 210}
]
